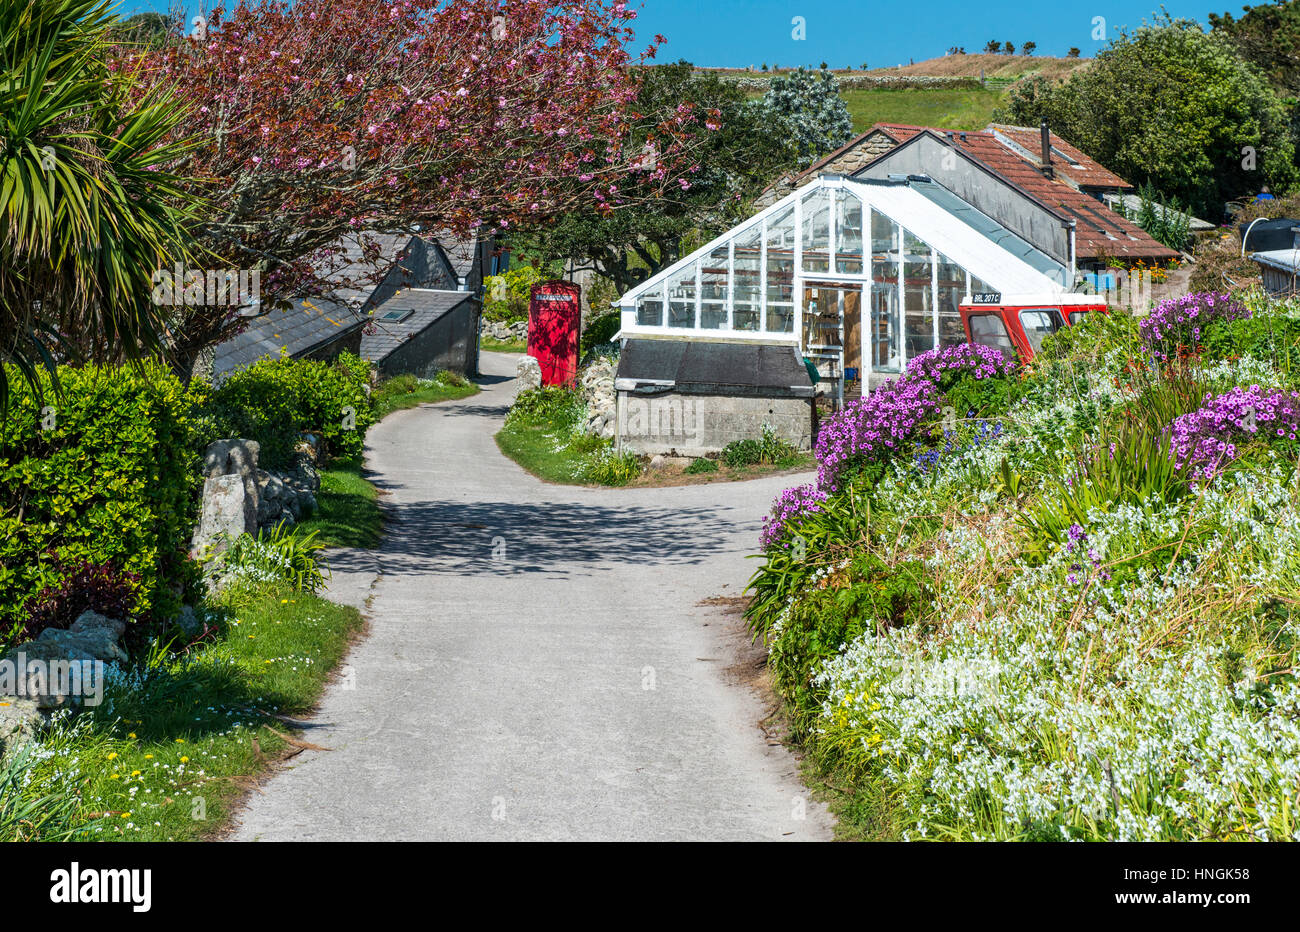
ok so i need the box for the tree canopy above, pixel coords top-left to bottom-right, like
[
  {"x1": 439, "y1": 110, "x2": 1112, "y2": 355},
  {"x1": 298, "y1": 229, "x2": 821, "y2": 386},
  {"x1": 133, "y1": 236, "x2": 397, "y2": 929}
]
[
  {"x1": 522, "y1": 61, "x2": 793, "y2": 294},
  {"x1": 995, "y1": 17, "x2": 1298, "y2": 217}
]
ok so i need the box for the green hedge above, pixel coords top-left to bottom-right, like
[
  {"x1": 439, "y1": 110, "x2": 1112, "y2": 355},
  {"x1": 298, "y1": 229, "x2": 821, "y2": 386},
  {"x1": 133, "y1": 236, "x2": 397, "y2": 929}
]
[
  {"x1": 203, "y1": 352, "x2": 374, "y2": 468},
  {"x1": 0, "y1": 362, "x2": 202, "y2": 638}
]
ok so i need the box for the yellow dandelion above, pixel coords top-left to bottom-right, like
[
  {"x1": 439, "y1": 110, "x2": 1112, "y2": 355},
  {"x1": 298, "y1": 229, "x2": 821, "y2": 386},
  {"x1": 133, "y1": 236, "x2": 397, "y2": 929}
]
[
  {"x1": 180, "y1": 756, "x2": 189, "y2": 763},
  {"x1": 106, "y1": 752, "x2": 118, "y2": 760}
]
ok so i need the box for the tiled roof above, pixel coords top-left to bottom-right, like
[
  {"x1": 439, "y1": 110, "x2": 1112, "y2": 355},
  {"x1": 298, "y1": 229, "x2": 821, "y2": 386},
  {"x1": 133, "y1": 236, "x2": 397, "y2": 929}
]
[
  {"x1": 985, "y1": 124, "x2": 1132, "y2": 190},
  {"x1": 361, "y1": 288, "x2": 475, "y2": 363},
  {"x1": 213, "y1": 297, "x2": 364, "y2": 379},
  {"x1": 864, "y1": 124, "x2": 1179, "y2": 261}
]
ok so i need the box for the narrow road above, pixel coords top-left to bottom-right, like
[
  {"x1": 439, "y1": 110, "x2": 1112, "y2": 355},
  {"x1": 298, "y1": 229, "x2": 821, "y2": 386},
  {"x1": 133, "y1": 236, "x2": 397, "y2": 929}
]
[{"x1": 232, "y1": 352, "x2": 832, "y2": 841}]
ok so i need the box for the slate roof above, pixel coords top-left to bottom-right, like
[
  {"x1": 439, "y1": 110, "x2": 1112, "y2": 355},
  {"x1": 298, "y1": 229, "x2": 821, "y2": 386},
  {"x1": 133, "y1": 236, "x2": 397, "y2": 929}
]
[
  {"x1": 615, "y1": 339, "x2": 815, "y2": 398},
  {"x1": 213, "y1": 296, "x2": 364, "y2": 378},
  {"x1": 361, "y1": 288, "x2": 476, "y2": 363},
  {"x1": 865, "y1": 124, "x2": 1179, "y2": 262}
]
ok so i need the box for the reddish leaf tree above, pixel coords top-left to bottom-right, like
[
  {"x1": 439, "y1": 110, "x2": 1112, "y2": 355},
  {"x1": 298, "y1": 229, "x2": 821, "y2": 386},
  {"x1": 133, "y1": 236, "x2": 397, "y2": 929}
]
[{"x1": 117, "y1": 0, "x2": 701, "y2": 376}]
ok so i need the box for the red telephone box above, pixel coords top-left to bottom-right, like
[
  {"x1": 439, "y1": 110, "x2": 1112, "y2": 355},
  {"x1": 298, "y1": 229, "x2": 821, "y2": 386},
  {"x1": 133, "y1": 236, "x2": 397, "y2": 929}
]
[{"x1": 527, "y1": 280, "x2": 581, "y2": 388}]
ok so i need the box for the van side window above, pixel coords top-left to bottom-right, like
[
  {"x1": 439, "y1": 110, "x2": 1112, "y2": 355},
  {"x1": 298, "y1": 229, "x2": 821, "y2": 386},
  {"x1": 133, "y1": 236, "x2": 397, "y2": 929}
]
[
  {"x1": 1019, "y1": 309, "x2": 1063, "y2": 354},
  {"x1": 968, "y1": 313, "x2": 1015, "y2": 355}
]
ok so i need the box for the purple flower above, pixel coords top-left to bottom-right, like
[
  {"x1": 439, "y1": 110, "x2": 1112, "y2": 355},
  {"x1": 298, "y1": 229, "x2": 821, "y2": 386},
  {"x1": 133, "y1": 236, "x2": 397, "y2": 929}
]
[
  {"x1": 760, "y1": 482, "x2": 829, "y2": 549},
  {"x1": 1170, "y1": 385, "x2": 1300, "y2": 480},
  {"x1": 1139, "y1": 292, "x2": 1249, "y2": 362}
]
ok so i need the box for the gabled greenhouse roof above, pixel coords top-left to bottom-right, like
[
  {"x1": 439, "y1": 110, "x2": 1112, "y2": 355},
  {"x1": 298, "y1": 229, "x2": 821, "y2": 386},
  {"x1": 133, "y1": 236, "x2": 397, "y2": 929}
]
[{"x1": 618, "y1": 174, "x2": 1066, "y2": 307}]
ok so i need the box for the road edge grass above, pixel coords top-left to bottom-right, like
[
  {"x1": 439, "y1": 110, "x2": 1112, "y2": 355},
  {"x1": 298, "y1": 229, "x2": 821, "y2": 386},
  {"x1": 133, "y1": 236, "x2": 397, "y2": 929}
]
[{"x1": 26, "y1": 581, "x2": 363, "y2": 841}]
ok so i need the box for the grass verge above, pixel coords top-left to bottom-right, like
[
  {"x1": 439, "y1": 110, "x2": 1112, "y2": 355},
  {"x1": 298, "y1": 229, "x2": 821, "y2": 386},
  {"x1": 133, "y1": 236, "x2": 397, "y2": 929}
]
[
  {"x1": 22, "y1": 581, "x2": 362, "y2": 841},
  {"x1": 481, "y1": 336, "x2": 526, "y2": 353},
  {"x1": 295, "y1": 457, "x2": 382, "y2": 549},
  {"x1": 371, "y1": 373, "x2": 479, "y2": 420}
]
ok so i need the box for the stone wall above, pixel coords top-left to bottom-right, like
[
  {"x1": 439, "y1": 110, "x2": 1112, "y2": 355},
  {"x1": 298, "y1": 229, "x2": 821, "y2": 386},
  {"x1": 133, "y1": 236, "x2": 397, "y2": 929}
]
[
  {"x1": 616, "y1": 391, "x2": 813, "y2": 457},
  {"x1": 579, "y1": 358, "x2": 616, "y2": 440}
]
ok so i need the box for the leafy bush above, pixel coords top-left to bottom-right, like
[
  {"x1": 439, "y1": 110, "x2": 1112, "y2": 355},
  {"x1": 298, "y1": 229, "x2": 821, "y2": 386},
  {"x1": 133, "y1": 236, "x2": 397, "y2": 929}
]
[
  {"x1": 207, "y1": 353, "x2": 373, "y2": 467},
  {"x1": 721, "y1": 426, "x2": 800, "y2": 468},
  {"x1": 434, "y1": 369, "x2": 470, "y2": 388},
  {"x1": 1202, "y1": 311, "x2": 1300, "y2": 375},
  {"x1": 23, "y1": 558, "x2": 142, "y2": 641},
  {"x1": 684, "y1": 456, "x2": 719, "y2": 474},
  {"x1": 505, "y1": 386, "x2": 584, "y2": 430},
  {"x1": 1038, "y1": 309, "x2": 1141, "y2": 364},
  {"x1": 482, "y1": 263, "x2": 564, "y2": 323},
  {"x1": 580, "y1": 310, "x2": 621, "y2": 356},
  {"x1": 767, "y1": 551, "x2": 932, "y2": 731},
  {"x1": 0, "y1": 362, "x2": 202, "y2": 639}
]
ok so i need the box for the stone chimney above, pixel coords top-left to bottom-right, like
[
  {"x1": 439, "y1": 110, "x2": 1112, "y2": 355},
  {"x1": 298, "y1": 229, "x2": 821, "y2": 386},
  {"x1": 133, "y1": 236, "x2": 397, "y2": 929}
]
[{"x1": 1040, "y1": 120, "x2": 1054, "y2": 179}]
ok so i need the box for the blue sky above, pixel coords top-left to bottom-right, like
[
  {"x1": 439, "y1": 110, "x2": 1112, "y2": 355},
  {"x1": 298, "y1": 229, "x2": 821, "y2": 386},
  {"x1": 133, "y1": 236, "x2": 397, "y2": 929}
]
[{"x1": 119, "y1": 0, "x2": 1244, "y2": 66}]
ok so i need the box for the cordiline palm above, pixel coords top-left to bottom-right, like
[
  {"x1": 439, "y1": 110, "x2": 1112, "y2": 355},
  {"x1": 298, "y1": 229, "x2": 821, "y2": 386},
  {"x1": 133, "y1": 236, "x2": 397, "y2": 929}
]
[{"x1": 0, "y1": 0, "x2": 197, "y2": 412}]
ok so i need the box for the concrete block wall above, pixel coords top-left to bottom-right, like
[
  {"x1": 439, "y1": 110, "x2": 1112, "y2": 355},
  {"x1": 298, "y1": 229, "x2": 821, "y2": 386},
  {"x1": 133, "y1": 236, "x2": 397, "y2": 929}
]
[{"x1": 617, "y1": 391, "x2": 813, "y2": 457}]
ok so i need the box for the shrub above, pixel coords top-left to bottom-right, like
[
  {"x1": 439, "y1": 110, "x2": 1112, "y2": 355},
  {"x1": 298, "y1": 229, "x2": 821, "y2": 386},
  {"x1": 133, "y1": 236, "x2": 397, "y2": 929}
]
[
  {"x1": 482, "y1": 263, "x2": 564, "y2": 323},
  {"x1": 767, "y1": 552, "x2": 932, "y2": 731},
  {"x1": 505, "y1": 386, "x2": 583, "y2": 429},
  {"x1": 580, "y1": 310, "x2": 621, "y2": 356},
  {"x1": 1139, "y1": 292, "x2": 1250, "y2": 361},
  {"x1": 684, "y1": 456, "x2": 719, "y2": 474},
  {"x1": 1202, "y1": 311, "x2": 1300, "y2": 375},
  {"x1": 207, "y1": 354, "x2": 373, "y2": 467},
  {"x1": 576, "y1": 447, "x2": 642, "y2": 486},
  {"x1": 0, "y1": 362, "x2": 202, "y2": 639},
  {"x1": 815, "y1": 376, "x2": 942, "y2": 491},
  {"x1": 434, "y1": 369, "x2": 470, "y2": 388},
  {"x1": 23, "y1": 558, "x2": 142, "y2": 641}
]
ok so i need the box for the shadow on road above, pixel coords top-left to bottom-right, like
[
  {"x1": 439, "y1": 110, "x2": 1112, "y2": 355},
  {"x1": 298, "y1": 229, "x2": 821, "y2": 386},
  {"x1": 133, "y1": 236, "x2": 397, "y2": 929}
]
[{"x1": 325, "y1": 497, "x2": 757, "y2": 579}]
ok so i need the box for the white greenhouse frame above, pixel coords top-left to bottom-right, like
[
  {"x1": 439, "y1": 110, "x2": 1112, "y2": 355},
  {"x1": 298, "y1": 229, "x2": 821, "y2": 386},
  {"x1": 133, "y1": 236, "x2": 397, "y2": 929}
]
[{"x1": 616, "y1": 175, "x2": 1066, "y2": 384}]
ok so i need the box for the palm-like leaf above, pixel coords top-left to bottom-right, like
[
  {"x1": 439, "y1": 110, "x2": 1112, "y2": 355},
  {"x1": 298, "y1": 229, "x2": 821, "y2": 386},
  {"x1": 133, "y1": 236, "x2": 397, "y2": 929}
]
[{"x1": 0, "y1": 0, "x2": 199, "y2": 412}]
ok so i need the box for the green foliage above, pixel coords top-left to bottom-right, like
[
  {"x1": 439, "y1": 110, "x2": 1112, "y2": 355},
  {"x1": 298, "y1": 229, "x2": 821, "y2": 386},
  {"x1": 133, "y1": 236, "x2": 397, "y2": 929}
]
[
  {"x1": 580, "y1": 310, "x2": 621, "y2": 356},
  {"x1": 520, "y1": 61, "x2": 793, "y2": 294},
  {"x1": 504, "y1": 386, "x2": 584, "y2": 430},
  {"x1": 482, "y1": 262, "x2": 564, "y2": 323},
  {"x1": 1202, "y1": 311, "x2": 1300, "y2": 375},
  {"x1": 0, "y1": 0, "x2": 199, "y2": 415},
  {"x1": 0, "y1": 361, "x2": 201, "y2": 638},
  {"x1": 994, "y1": 18, "x2": 1299, "y2": 217},
  {"x1": 941, "y1": 371, "x2": 1015, "y2": 420},
  {"x1": 206, "y1": 353, "x2": 373, "y2": 468},
  {"x1": 575, "y1": 448, "x2": 642, "y2": 486},
  {"x1": 721, "y1": 426, "x2": 801, "y2": 468},
  {"x1": 0, "y1": 745, "x2": 93, "y2": 841},
  {"x1": 220, "y1": 523, "x2": 327, "y2": 595},
  {"x1": 761, "y1": 67, "x2": 856, "y2": 168},
  {"x1": 684, "y1": 456, "x2": 719, "y2": 474},
  {"x1": 768, "y1": 551, "x2": 932, "y2": 731},
  {"x1": 1038, "y1": 308, "x2": 1141, "y2": 363},
  {"x1": 1128, "y1": 182, "x2": 1193, "y2": 251},
  {"x1": 1019, "y1": 423, "x2": 1193, "y2": 563}
]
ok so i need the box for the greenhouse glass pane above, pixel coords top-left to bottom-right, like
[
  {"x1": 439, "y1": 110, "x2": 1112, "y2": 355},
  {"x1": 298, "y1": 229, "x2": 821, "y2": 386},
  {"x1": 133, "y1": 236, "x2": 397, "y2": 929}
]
[
  {"x1": 902, "y1": 229, "x2": 934, "y2": 358},
  {"x1": 836, "y1": 189, "x2": 864, "y2": 275},
  {"x1": 668, "y1": 262, "x2": 697, "y2": 328},
  {"x1": 733, "y1": 224, "x2": 762, "y2": 331},
  {"x1": 636, "y1": 286, "x2": 664, "y2": 327},
  {"x1": 936, "y1": 253, "x2": 967, "y2": 347},
  {"x1": 801, "y1": 187, "x2": 831, "y2": 273}
]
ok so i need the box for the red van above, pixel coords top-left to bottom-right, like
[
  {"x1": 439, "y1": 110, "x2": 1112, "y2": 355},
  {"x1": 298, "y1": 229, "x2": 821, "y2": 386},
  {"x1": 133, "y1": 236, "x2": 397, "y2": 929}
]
[{"x1": 960, "y1": 294, "x2": 1107, "y2": 362}]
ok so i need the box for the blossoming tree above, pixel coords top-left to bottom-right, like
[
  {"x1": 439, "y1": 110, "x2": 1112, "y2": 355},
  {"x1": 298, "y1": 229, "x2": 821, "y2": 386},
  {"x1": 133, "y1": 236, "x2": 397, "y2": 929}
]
[{"x1": 117, "y1": 0, "x2": 704, "y2": 376}]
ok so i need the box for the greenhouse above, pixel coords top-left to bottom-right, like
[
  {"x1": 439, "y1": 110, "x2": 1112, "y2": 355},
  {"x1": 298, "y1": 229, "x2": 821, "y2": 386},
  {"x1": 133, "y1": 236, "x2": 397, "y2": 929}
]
[{"x1": 616, "y1": 174, "x2": 1067, "y2": 401}]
